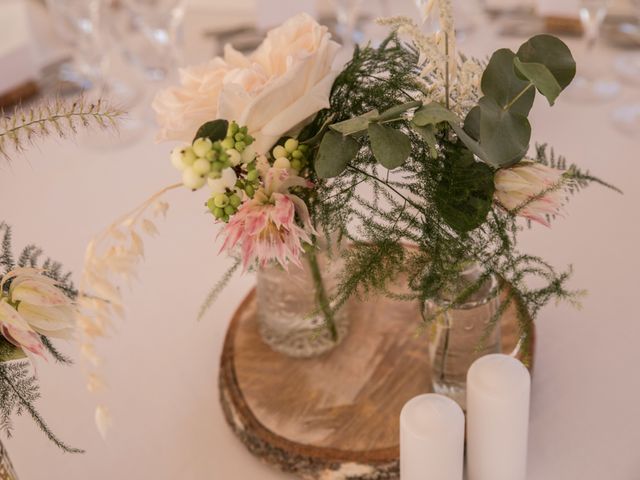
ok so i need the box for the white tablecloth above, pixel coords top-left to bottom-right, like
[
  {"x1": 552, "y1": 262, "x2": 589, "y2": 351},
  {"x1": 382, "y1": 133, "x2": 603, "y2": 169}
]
[{"x1": 2, "y1": 2, "x2": 639, "y2": 479}]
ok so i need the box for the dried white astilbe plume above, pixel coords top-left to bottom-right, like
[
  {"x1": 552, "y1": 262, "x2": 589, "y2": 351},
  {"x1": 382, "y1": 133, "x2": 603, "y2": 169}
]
[
  {"x1": 0, "y1": 97, "x2": 123, "y2": 160},
  {"x1": 77, "y1": 183, "x2": 179, "y2": 436},
  {"x1": 378, "y1": 8, "x2": 483, "y2": 118}
]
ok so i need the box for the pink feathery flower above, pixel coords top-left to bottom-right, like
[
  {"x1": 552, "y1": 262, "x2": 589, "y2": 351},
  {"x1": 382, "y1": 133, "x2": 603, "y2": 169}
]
[
  {"x1": 494, "y1": 162, "x2": 566, "y2": 227},
  {"x1": 220, "y1": 167, "x2": 315, "y2": 269}
]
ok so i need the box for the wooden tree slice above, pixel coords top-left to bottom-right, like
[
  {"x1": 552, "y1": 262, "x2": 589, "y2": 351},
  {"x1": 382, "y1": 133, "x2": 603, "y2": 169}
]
[{"x1": 219, "y1": 287, "x2": 531, "y2": 480}]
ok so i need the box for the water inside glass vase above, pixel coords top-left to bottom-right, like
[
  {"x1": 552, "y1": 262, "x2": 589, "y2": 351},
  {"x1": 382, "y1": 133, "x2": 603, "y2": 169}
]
[{"x1": 425, "y1": 263, "x2": 501, "y2": 409}]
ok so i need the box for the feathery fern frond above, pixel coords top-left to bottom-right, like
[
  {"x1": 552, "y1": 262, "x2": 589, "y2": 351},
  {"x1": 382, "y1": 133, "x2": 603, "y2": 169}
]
[{"x1": 0, "y1": 97, "x2": 123, "y2": 160}]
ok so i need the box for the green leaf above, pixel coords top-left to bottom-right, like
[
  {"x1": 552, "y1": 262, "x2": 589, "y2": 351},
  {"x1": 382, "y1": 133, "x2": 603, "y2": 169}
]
[
  {"x1": 478, "y1": 96, "x2": 531, "y2": 168},
  {"x1": 463, "y1": 106, "x2": 481, "y2": 140},
  {"x1": 481, "y1": 48, "x2": 535, "y2": 116},
  {"x1": 412, "y1": 102, "x2": 460, "y2": 127},
  {"x1": 411, "y1": 123, "x2": 438, "y2": 158},
  {"x1": 368, "y1": 123, "x2": 411, "y2": 169},
  {"x1": 513, "y1": 58, "x2": 562, "y2": 105},
  {"x1": 435, "y1": 145, "x2": 496, "y2": 233},
  {"x1": 315, "y1": 130, "x2": 360, "y2": 178},
  {"x1": 193, "y1": 119, "x2": 229, "y2": 143},
  {"x1": 411, "y1": 103, "x2": 489, "y2": 163},
  {"x1": 516, "y1": 34, "x2": 576, "y2": 91},
  {"x1": 376, "y1": 100, "x2": 422, "y2": 122},
  {"x1": 330, "y1": 110, "x2": 379, "y2": 136},
  {"x1": 0, "y1": 337, "x2": 26, "y2": 363}
]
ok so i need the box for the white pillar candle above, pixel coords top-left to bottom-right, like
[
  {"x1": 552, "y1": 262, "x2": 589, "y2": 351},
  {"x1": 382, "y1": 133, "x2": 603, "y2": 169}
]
[
  {"x1": 400, "y1": 393, "x2": 465, "y2": 480},
  {"x1": 466, "y1": 354, "x2": 531, "y2": 480}
]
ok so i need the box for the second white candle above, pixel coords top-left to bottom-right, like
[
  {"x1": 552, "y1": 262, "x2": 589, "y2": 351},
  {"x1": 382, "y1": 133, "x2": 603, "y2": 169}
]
[{"x1": 466, "y1": 353, "x2": 531, "y2": 480}]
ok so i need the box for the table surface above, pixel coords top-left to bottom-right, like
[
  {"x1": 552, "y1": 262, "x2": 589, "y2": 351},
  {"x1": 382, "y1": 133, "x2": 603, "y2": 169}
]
[{"x1": 2, "y1": 1, "x2": 640, "y2": 479}]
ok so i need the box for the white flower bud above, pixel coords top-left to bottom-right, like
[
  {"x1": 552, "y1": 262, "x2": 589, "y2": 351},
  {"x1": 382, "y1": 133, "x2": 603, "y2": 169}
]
[
  {"x1": 193, "y1": 137, "x2": 213, "y2": 157},
  {"x1": 192, "y1": 158, "x2": 212, "y2": 175},
  {"x1": 284, "y1": 138, "x2": 299, "y2": 153},
  {"x1": 273, "y1": 145, "x2": 288, "y2": 159},
  {"x1": 241, "y1": 143, "x2": 257, "y2": 164},
  {"x1": 171, "y1": 147, "x2": 186, "y2": 171},
  {"x1": 226, "y1": 149, "x2": 242, "y2": 166},
  {"x1": 182, "y1": 147, "x2": 197, "y2": 166},
  {"x1": 208, "y1": 167, "x2": 238, "y2": 194},
  {"x1": 182, "y1": 167, "x2": 206, "y2": 190},
  {"x1": 273, "y1": 157, "x2": 291, "y2": 169}
]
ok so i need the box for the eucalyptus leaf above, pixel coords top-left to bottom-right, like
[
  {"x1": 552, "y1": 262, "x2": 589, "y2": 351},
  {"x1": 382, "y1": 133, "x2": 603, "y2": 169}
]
[
  {"x1": 411, "y1": 123, "x2": 438, "y2": 158},
  {"x1": 516, "y1": 34, "x2": 576, "y2": 90},
  {"x1": 376, "y1": 100, "x2": 423, "y2": 122},
  {"x1": 330, "y1": 110, "x2": 379, "y2": 136},
  {"x1": 435, "y1": 145, "x2": 496, "y2": 233},
  {"x1": 193, "y1": 119, "x2": 229, "y2": 143},
  {"x1": 481, "y1": 49, "x2": 535, "y2": 116},
  {"x1": 412, "y1": 102, "x2": 459, "y2": 126},
  {"x1": 315, "y1": 130, "x2": 360, "y2": 178},
  {"x1": 463, "y1": 106, "x2": 481, "y2": 140},
  {"x1": 368, "y1": 123, "x2": 411, "y2": 169},
  {"x1": 513, "y1": 58, "x2": 562, "y2": 105},
  {"x1": 449, "y1": 123, "x2": 489, "y2": 162},
  {"x1": 411, "y1": 103, "x2": 489, "y2": 163},
  {"x1": 478, "y1": 96, "x2": 531, "y2": 168}
]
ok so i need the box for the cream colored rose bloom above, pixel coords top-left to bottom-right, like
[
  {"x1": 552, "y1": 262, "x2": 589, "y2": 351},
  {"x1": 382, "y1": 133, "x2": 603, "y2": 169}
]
[
  {"x1": 219, "y1": 13, "x2": 340, "y2": 153},
  {"x1": 154, "y1": 13, "x2": 340, "y2": 152},
  {"x1": 152, "y1": 58, "x2": 229, "y2": 142}
]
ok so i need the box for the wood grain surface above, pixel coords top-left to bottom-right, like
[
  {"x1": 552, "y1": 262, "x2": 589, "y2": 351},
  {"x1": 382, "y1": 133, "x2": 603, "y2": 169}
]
[{"x1": 219, "y1": 286, "x2": 529, "y2": 480}]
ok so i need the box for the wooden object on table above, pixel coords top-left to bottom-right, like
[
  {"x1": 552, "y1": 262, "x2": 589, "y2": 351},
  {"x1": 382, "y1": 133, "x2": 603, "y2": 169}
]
[
  {"x1": 0, "y1": 1, "x2": 39, "y2": 109},
  {"x1": 0, "y1": 81, "x2": 39, "y2": 110},
  {"x1": 0, "y1": 441, "x2": 18, "y2": 480},
  {"x1": 543, "y1": 16, "x2": 584, "y2": 35},
  {"x1": 219, "y1": 284, "x2": 533, "y2": 480}
]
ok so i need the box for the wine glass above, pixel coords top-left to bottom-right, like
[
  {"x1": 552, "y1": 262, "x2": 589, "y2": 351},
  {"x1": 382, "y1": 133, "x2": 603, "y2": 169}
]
[
  {"x1": 331, "y1": 0, "x2": 365, "y2": 47},
  {"x1": 116, "y1": 0, "x2": 187, "y2": 83},
  {"x1": 46, "y1": 0, "x2": 147, "y2": 147},
  {"x1": 611, "y1": 0, "x2": 640, "y2": 135},
  {"x1": 565, "y1": 0, "x2": 620, "y2": 102},
  {"x1": 45, "y1": 0, "x2": 107, "y2": 93}
]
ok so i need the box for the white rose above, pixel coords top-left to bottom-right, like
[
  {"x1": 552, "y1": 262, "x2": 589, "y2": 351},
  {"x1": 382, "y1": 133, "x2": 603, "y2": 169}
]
[
  {"x1": 153, "y1": 13, "x2": 340, "y2": 154},
  {"x1": 218, "y1": 13, "x2": 340, "y2": 154},
  {"x1": 152, "y1": 46, "x2": 250, "y2": 142}
]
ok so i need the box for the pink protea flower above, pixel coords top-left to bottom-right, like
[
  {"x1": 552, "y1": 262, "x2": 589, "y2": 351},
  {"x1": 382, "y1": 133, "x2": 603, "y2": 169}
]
[
  {"x1": 220, "y1": 167, "x2": 315, "y2": 269},
  {"x1": 494, "y1": 162, "x2": 566, "y2": 227}
]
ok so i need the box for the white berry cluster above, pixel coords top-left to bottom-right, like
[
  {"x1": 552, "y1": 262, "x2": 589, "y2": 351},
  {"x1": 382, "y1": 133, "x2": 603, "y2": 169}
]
[{"x1": 170, "y1": 121, "x2": 255, "y2": 191}]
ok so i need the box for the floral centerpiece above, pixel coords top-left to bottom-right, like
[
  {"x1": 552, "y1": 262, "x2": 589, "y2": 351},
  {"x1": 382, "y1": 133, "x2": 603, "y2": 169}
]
[{"x1": 80, "y1": 5, "x2": 616, "y2": 418}]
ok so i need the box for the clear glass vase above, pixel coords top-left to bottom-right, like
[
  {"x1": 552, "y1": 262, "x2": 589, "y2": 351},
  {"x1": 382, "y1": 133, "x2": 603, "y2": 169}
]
[
  {"x1": 256, "y1": 238, "x2": 349, "y2": 358},
  {"x1": 425, "y1": 263, "x2": 501, "y2": 409}
]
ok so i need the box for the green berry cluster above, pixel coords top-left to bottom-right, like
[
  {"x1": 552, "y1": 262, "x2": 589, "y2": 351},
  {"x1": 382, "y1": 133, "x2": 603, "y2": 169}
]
[
  {"x1": 222, "y1": 121, "x2": 254, "y2": 154},
  {"x1": 171, "y1": 121, "x2": 254, "y2": 190},
  {"x1": 271, "y1": 138, "x2": 309, "y2": 172},
  {"x1": 206, "y1": 192, "x2": 242, "y2": 222},
  {"x1": 234, "y1": 160, "x2": 260, "y2": 200}
]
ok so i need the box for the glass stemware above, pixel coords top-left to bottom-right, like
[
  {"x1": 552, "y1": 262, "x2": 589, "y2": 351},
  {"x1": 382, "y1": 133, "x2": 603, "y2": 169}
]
[
  {"x1": 565, "y1": 0, "x2": 621, "y2": 102},
  {"x1": 117, "y1": 0, "x2": 187, "y2": 83},
  {"x1": 611, "y1": 0, "x2": 640, "y2": 135},
  {"x1": 45, "y1": 0, "x2": 107, "y2": 93},
  {"x1": 332, "y1": 0, "x2": 364, "y2": 47}
]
